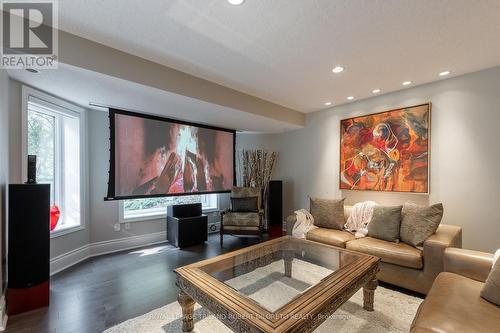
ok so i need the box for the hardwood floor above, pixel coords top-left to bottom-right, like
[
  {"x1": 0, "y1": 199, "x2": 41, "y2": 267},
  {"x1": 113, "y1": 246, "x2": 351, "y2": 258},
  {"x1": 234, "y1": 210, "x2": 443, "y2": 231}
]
[{"x1": 5, "y1": 234, "x2": 266, "y2": 333}]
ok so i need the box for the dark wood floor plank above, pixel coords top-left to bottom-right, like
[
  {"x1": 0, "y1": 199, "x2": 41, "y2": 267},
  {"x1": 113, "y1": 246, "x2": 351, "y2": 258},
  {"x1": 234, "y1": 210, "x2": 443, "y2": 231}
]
[{"x1": 5, "y1": 234, "x2": 264, "y2": 333}]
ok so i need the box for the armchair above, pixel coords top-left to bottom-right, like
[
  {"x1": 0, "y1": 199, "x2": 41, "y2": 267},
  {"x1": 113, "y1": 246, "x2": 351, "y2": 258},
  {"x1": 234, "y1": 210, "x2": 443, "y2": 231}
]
[
  {"x1": 411, "y1": 248, "x2": 498, "y2": 332},
  {"x1": 220, "y1": 187, "x2": 264, "y2": 246}
]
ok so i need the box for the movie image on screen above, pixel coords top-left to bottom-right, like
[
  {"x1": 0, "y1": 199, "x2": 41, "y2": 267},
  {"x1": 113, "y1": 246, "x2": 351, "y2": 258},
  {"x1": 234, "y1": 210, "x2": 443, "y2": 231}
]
[{"x1": 107, "y1": 109, "x2": 235, "y2": 199}]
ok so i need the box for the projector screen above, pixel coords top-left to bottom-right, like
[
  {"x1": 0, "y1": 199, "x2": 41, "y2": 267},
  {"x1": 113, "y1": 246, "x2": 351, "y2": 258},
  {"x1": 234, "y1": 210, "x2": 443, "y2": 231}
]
[{"x1": 106, "y1": 109, "x2": 235, "y2": 200}]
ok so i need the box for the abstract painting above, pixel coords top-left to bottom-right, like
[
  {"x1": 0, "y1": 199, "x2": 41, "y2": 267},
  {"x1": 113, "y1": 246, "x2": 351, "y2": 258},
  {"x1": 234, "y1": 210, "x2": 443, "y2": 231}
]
[{"x1": 340, "y1": 103, "x2": 430, "y2": 193}]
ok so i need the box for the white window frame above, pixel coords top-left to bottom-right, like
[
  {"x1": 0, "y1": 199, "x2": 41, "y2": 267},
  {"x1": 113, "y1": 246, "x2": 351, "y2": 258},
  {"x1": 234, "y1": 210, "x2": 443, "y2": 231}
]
[
  {"x1": 200, "y1": 193, "x2": 218, "y2": 211},
  {"x1": 119, "y1": 193, "x2": 220, "y2": 223},
  {"x1": 21, "y1": 86, "x2": 87, "y2": 238}
]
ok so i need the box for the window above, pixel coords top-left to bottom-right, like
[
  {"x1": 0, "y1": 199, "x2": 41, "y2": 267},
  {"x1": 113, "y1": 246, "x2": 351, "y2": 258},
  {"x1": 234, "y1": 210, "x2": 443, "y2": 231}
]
[
  {"x1": 121, "y1": 193, "x2": 218, "y2": 222},
  {"x1": 23, "y1": 87, "x2": 85, "y2": 235}
]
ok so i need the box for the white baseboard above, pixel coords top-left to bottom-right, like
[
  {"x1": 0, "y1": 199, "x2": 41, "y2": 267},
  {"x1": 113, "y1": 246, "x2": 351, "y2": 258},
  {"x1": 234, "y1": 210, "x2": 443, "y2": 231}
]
[
  {"x1": 88, "y1": 231, "x2": 166, "y2": 257},
  {"x1": 50, "y1": 231, "x2": 167, "y2": 275},
  {"x1": 50, "y1": 244, "x2": 90, "y2": 276},
  {"x1": 0, "y1": 295, "x2": 7, "y2": 331}
]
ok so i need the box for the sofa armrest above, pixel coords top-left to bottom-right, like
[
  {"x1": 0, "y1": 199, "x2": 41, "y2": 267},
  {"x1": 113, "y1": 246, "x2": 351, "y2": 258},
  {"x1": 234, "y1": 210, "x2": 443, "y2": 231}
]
[
  {"x1": 444, "y1": 248, "x2": 493, "y2": 282},
  {"x1": 422, "y1": 224, "x2": 462, "y2": 279},
  {"x1": 285, "y1": 214, "x2": 297, "y2": 236}
]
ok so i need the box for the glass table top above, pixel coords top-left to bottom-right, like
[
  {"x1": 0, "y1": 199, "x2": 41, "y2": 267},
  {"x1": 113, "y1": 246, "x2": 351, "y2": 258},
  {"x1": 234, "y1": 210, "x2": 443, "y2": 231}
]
[{"x1": 197, "y1": 237, "x2": 364, "y2": 312}]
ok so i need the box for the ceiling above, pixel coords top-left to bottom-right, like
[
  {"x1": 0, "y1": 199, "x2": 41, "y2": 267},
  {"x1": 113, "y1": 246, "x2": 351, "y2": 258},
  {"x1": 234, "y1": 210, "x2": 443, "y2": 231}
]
[
  {"x1": 7, "y1": 64, "x2": 301, "y2": 133},
  {"x1": 55, "y1": 0, "x2": 500, "y2": 112}
]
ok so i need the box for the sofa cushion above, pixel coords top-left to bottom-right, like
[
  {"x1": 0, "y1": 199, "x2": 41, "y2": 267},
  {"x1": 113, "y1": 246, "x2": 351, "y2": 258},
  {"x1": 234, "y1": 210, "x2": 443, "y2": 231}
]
[
  {"x1": 346, "y1": 237, "x2": 423, "y2": 269},
  {"x1": 231, "y1": 196, "x2": 258, "y2": 212},
  {"x1": 223, "y1": 212, "x2": 260, "y2": 227},
  {"x1": 411, "y1": 272, "x2": 500, "y2": 333},
  {"x1": 400, "y1": 202, "x2": 443, "y2": 247},
  {"x1": 310, "y1": 197, "x2": 345, "y2": 230},
  {"x1": 223, "y1": 225, "x2": 260, "y2": 232},
  {"x1": 232, "y1": 187, "x2": 262, "y2": 210},
  {"x1": 306, "y1": 228, "x2": 355, "y2": 248},
  {"x1": 367, "y1": 205, "x2": 402, "y2": 242}
]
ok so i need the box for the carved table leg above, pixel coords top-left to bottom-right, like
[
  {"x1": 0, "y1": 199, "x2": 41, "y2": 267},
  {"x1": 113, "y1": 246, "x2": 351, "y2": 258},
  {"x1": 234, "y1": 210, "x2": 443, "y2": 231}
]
[
  {"x1": 178, "y1": 291, "x2": 195, "y2": 332},
  {"x1": 284, "y1": 251, "x2": 293, "y2": 278},
  {"x1": 363, "y1": 279, "x2": 378, "y2": 311},
  {"x1": 284, "y1": 258, "x2": 292, "y2": 277}
]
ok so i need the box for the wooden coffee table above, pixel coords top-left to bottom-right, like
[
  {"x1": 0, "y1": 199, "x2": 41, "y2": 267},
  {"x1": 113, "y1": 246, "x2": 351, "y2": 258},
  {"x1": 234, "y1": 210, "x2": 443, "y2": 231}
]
[{"x1": 175, "y1": 236, "x2": 379, "y2": 333}]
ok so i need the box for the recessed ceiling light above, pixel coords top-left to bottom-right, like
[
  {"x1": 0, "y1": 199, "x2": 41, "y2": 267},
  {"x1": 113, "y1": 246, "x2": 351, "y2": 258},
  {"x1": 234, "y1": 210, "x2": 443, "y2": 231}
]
[
  {"x1": 439, "y1": 71, "x2": 450, "y2": 76},
  {"x1": 332, "y1": 66, "x2": 344, "y2": 74},
  {"x1": 402, "y1": 81, "x2": 412, "y2": 86},
  {"x1": 372, "y1": 89, "x2": 381, "y2": 94},
  {"x1": 347, "y1": 96, "x2": 354, "y2": 100},
  {"x1": 227, "y1": 0, "x2": 245, "y2": 5},
  {"x1": 324, "y1": 102, "x2": 332, "y2": 106}
]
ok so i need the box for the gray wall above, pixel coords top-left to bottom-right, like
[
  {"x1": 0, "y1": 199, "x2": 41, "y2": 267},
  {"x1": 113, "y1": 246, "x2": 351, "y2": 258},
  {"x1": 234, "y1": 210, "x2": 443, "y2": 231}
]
[
  {"x1": 8, "y1": 84, "x2": 168, "y2": 257},
  {"x1": 236, "y1": 133, "x2": 281, "y2": 152},
  {"x1": 0, "y1": 69, "x2": 9, "y2": 296},
  {"x1": 88, "y1": 110, "x2": 231, "y2": 242},
  {"x1": 8, "y1": 80, "x2": 90, "y2": 258},
  {"x1": 88, "y1": 110, "x2": 166, "y2": 243},
  {"x1": 7, "y1": 80, "x2": 227, "y2": 262},
  {"x1": 240, "y1": 66, "x2": 500, "y2": 253}
]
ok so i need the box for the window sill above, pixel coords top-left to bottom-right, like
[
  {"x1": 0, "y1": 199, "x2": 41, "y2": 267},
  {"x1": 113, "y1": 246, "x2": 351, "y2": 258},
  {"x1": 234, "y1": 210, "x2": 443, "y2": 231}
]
[
  {"x1": 202, "y1": 207, "x2": 219, "y2": 213},
  {"x1": 50, "y1": 225, "x2": 85, "y2": 239},
  {"x1": 121, "y1": 213, "x2": 167, "y2": 223}
]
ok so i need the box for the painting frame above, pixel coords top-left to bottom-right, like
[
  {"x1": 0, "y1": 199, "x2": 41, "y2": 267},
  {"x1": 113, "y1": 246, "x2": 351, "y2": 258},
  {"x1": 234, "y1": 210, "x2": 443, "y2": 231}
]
[{"x1": 339, "y1": 103, "x2": 431, "y2": 194}]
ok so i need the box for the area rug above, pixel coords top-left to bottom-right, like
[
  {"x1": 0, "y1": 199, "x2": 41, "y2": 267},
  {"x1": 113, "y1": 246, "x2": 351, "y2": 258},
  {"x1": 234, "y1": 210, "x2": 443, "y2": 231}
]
[{"x1": 105, "y1": 260, "x2": 422, "y2": 333}]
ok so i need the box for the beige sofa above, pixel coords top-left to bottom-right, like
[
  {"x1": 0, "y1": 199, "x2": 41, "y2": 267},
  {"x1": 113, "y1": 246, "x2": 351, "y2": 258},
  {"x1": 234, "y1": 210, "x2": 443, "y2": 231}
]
[
  {"x1": 411, "y1": 248, "x2": 499, "y2": 332},
  {"x1": 286, "y1": 206, "x2": 462, "y2": 294}
]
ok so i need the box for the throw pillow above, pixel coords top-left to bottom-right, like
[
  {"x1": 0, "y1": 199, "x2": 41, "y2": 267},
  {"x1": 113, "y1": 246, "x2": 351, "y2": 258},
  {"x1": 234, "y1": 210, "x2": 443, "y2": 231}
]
[
  {"x1": 480, "y1": 249, "x2": 500, "y2": 306},
  {"x1": 310, "y1": 197, "x2": 345, "y2": 230},
  {"x1": 231, "y1": 196, "x2": 258, "y2": 212},
  {"x1": 367, "y1": 205, "x2": 403, "y2": 242},
  {"x1": 400, "y1": 202, "x2": 444, "y2": 247}
]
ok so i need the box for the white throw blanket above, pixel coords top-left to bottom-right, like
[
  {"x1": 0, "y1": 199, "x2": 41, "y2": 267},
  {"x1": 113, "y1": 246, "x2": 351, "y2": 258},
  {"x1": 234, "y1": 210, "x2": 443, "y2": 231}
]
[
  {"x1": 292, "y1": 209, "x2": 317, "y2": 238},
  {"x1": 344, "y1": 201, "x2": 377, "y2": 239}
]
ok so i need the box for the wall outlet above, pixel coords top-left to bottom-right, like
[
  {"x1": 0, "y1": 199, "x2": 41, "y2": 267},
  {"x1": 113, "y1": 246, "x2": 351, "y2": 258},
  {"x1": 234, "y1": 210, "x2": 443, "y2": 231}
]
[
  {"x1": 124, "y1": 223, "x2": 131, "y2": 230},
  {"x1": 114, "y1": 223, "x2": 120, "y2": 231}
]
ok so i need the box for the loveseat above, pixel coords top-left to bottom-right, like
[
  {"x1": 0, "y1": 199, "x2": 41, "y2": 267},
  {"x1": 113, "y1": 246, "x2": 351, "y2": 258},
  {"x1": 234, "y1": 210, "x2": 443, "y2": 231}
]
[
  {"x1": 285, "y1": 206, "x2": 462, "y2": 294},
  {"x1": 411, "y1": 248, "x2": 499, "y2": 332}
]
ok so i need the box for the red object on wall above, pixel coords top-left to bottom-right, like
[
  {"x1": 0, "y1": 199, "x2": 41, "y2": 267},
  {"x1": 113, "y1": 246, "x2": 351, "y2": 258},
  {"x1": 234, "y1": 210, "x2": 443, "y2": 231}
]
[
  {"x1": 50, "y1": 205, "x2": 60, "y2": 231},
  {"x1": 6, "y1": 281, "x2": 50, "y2": 316}
]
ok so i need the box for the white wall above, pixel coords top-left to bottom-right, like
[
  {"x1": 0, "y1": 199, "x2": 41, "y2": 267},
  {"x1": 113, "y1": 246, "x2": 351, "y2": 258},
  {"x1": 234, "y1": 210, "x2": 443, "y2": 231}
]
[
  {"x1": 0, "y1": 68, "x2": 9, "y2": 312},
  {"x1": 240, "y1": 66, "x2": 500, "y2": 253}
]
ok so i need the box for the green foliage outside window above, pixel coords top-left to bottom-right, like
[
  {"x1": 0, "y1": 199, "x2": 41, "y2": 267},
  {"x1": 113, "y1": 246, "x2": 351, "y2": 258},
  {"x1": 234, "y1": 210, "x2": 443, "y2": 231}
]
[{"x1": 123, "y1": 195, "x2": 201, "y2": 212}]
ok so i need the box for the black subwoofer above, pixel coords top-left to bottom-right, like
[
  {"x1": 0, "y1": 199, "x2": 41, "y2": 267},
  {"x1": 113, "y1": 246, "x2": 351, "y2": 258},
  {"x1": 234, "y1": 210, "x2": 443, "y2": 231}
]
[
  {"x1": 167, "y1": 203, "x2": 207, "y2": 248},
  {"x1": 167, "y1": 202, "x2": 202, "y2": 218}
]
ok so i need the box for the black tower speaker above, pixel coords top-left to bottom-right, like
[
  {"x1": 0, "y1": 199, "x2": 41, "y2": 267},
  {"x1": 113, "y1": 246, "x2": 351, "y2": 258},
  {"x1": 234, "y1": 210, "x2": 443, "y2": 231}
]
[
  {"x1": 268, "y1": 180, "x2": 283, "y2": 226},
  {"x1": 7, "y1": 184, "x2": 50, "y2": 314}
]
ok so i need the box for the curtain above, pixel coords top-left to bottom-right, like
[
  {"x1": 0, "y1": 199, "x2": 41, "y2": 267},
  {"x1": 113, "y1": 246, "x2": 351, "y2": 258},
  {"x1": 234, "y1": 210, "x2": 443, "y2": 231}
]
[{"x1": 237, "y1": 149, "x2": 278, "y2": 229}]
